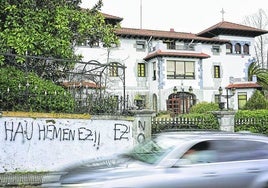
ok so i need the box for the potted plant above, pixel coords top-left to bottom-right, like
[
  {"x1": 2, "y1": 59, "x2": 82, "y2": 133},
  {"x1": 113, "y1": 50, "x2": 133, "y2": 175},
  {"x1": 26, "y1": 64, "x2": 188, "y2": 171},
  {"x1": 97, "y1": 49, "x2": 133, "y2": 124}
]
[{"x1": 134, "y1": 94, "x2": 144, "y2": 110}]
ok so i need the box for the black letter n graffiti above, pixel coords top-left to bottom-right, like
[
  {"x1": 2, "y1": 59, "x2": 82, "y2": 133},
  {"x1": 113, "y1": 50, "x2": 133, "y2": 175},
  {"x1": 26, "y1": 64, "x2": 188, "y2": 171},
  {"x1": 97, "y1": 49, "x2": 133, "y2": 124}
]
[{"x1": 114, "y1": 123, "x2": 129, "y2": 140}]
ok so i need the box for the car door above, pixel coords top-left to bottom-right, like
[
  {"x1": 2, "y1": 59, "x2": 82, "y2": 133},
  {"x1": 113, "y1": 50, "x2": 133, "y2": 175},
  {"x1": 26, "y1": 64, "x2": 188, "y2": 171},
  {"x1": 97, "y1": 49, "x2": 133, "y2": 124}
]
[
  {"x1": 197, "y1": 139, "x2": 268, "y2": 188},
  {"x1": 163, "y1": 139, "x2": 268, "y2": 188}
]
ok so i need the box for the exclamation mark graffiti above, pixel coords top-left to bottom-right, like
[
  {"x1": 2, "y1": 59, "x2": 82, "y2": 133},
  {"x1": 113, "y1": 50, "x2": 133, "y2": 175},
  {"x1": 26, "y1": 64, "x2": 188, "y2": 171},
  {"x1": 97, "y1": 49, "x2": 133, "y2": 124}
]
[
  {"x1": 93, "y1": 131, "x2": 97, "y2": 147},
  {"x1": 97, "y1": 132, "x2": 100, "y2": 150},
  {"x1": 93, "y1": 131, "x2": 100, "y2": 150}
]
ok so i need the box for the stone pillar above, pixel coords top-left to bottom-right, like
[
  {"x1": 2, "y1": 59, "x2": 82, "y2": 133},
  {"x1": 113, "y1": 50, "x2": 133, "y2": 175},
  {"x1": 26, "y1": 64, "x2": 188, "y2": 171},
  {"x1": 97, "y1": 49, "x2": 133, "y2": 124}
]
[
  {"x1": 130, "y1": 109, "x2": 155, "y2": 145},
  {"x1": 212, "y1": 111, "x2": 236, "y2": 132}
]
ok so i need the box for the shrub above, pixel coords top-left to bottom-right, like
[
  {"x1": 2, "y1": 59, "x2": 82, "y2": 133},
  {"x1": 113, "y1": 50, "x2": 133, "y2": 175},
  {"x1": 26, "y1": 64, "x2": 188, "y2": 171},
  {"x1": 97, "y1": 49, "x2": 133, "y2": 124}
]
[
  {"x1": 243, "y1": 90, "x2": 268, "y2": 110},
  {"x1": 235, "y1": 110, "x2": 268, "y2": 135},
  {"x1": 189, "y1": 102, "x2": 219, "y2": 114},
  {"x1": 0, "y1": 66, "x2": 74, "y2": 112}
]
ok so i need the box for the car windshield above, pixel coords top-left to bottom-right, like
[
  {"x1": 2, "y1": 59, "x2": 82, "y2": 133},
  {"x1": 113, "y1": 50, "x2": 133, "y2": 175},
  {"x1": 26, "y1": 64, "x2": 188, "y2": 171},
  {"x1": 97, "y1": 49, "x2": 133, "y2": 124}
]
[{"x1": 126, "y1": 135, "x2": 185, "y2": 164}]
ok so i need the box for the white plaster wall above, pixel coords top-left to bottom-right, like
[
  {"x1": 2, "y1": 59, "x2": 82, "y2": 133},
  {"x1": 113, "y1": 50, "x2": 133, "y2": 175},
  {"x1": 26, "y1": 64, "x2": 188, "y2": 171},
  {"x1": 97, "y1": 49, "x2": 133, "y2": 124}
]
[
  {"x1": 74, "y1": 34, "x2": 258, "y2": 111},
  {"x1": 0, "y1": 117, "x2": 134, "y2": 172},
  {"x1": 201, "y1": 41, "x2": 253, "y2": 103},
  {"x1": 202, "y1": 44, "x2": 250, "y2": 85},
  {"x1": 75, "y1": 39, "x2": 150, "y2": 105}
]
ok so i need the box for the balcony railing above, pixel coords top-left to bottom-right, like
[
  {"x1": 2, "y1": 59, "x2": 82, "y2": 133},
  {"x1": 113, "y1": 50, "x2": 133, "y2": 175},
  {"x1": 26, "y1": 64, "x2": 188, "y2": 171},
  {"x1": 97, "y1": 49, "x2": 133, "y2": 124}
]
[{"x1": 152, "y1": 44, "x2": 195, "y2": 52}]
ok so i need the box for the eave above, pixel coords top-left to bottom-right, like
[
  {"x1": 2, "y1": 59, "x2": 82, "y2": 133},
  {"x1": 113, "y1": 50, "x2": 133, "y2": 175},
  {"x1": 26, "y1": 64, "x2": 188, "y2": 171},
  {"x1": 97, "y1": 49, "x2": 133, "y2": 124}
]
[
  {"x1": 144, "y1": 50, "x2": 210, "y2": 61},
  {"x1": 115, "y1": 28, "x2": 228, "y2": 44},
  {"x1": 197, "y1": 21, "x2": 268, "y2": 38},
  {"x1": 226, "y1": 82, "x2": 262, "y2": 89}
]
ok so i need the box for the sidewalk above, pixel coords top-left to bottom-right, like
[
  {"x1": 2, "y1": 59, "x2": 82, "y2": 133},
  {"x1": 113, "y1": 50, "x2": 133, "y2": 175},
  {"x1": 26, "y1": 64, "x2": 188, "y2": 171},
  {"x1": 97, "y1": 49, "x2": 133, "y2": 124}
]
[{"x1": 0, "y1": 172, "x2": 48, "y2": 187}]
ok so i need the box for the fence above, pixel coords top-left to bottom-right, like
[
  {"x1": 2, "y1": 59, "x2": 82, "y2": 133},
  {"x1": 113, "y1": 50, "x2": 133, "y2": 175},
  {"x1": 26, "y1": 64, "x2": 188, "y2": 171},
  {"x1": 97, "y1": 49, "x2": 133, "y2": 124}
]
[
  {"x1": 235, "y1": 117, "x2": 268, "y2": 134},
  {"x1": 0, "y1": 53, "x2": 129, "y2": 115},
  {"x1": 152, "y1": 116, "x2": 268, "y2": 135},
  {"x1": 151, "y1": 116, "x2": 219, "y2": 133},
  {"x1": 0, "y1": 88, "x2": 130, "y2": 115}
]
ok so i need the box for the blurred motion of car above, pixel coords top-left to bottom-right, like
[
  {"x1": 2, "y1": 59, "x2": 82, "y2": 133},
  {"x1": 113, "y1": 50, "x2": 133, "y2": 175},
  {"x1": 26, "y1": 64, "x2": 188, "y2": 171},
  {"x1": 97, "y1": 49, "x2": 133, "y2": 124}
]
[{"x1": 42, "y1": 131, "x2": 268, "y2": 188}]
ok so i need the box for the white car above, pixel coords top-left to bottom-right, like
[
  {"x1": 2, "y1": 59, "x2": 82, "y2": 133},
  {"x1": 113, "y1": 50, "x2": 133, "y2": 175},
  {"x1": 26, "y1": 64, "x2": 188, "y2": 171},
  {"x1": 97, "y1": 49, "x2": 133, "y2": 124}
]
[{"x1": 42, "y1": 131, "x2": 268, "y2": 188}]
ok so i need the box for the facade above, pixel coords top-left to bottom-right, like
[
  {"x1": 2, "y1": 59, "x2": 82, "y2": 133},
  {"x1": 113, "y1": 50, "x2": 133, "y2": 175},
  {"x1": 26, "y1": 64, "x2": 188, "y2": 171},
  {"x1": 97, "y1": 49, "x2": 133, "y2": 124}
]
[{"x1": 75, "y1": 14, "x2": 267, "y2": 114}]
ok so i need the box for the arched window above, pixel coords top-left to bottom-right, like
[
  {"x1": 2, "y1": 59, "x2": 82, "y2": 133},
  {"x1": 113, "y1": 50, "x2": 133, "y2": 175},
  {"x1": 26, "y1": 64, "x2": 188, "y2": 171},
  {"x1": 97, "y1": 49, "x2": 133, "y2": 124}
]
[
  {"x1": 226, "y1": 43, "x2": 232, "y2": 54},
  {"x1": 235, "y1": 43, "x2": 241, "y2": 54},
  {"x1": 243, "y1": 44, "x2": 249, "y2": 55}
]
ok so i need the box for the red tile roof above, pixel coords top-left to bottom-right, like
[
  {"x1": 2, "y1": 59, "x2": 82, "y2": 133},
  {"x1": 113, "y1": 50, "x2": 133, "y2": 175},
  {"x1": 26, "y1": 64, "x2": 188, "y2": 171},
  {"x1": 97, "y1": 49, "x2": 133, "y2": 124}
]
[
  {"x1": 115, "y1": 28, "x2": 228, "y2": 44},
  {"x1": 102, "y1": 13, "x2": 123, "y2": 21},
  {"x1": 144, "y1": 50, "x2": 210, "y2": 61},
  {"x1": 226, "y1": 82, "x2": 262, "y2": 89},
  {"x1": 197, "y1": 21, "x2": 268, "y2": 38},
  {"x1": 61, "y1": 81, "x2": 98, "y2": 88}
]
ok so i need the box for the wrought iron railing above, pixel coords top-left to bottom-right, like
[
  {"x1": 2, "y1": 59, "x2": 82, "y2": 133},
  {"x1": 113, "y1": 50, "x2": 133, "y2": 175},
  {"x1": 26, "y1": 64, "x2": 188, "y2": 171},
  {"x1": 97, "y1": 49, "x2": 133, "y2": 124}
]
[
  {"x1": 0, "y1": 53, "x2": 129, "y2": 115},
  {"x1": 0, "y1": 84, "x2": 131, "y2": 115}
]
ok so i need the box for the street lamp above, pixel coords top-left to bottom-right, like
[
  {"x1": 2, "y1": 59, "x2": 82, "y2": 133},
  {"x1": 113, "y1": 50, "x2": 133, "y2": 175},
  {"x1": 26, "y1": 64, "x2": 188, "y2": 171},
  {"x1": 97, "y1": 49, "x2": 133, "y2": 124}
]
[
  {"x1": 173, "y1": 86, "x2": 178, "y2": 94},
  {"x1": 189, "y1": 86, "x2": 193, "y2": 93},
  {"x1": 181, "y1": 82, "x2": 185, "y2": 114},
  {"x1": 218, "y1": 86, "x2": 223, "y2": 95}
]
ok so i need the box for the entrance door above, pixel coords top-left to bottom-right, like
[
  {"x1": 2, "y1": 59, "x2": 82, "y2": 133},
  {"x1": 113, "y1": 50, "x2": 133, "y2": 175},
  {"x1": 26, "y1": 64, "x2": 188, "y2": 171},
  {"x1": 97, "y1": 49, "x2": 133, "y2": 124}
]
[{"x1": 166, "y1": 92, "x2": 196, "y2": 115}]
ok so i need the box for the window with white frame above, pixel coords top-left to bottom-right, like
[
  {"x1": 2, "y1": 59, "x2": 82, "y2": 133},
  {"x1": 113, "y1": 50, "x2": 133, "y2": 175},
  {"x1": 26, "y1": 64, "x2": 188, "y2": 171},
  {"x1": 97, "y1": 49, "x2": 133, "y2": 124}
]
[
  {"x1": 213, "y1": 65, "x2": 221, "y2": 78},
  {"x1": 109, "y1": 62, "x2": 119, "y2": 77},
  {"x1": 235, "y1": 43, "x2": 241, "y2": 54},
  {"x1": 136, "y1": 41, "x2": 146, "y2": 51},
  {"x1": 167, "y1": 60, "x2": 195, "y2": 79},
  {"x1": 243, "y1": 44, "x2": 250, "y2": 55},
  {"x1": 137, "y1": 63, "x2": 146, "y2": 77},
  {"x1": 212, "y1": 45, "x2": 220, "y2": 55},
  {"x1": 163, "y1": 40, "x2": 176, "y2": 50},
  {"x1": 226, "y1": 41, "x2": 250, "y2": 55},
  {"x1": 238, "y1": 92, "x2": 247, "y2": 109},
  {"x1": 226, "y1": 43, "x2": 232, "y2": 54},
  {"x1": 153, "y1": 62, "x2": 156, "y2": 80}
]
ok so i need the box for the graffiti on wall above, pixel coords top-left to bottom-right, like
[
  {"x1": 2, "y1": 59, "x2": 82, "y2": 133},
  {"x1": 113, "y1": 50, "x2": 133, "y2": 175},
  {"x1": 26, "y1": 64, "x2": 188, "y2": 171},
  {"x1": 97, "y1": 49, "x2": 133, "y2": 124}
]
[
  {"x1": 2, "y1": 119, "x2": 131, "y2": 149},
  {"x1": 114, "y1": 123, "x2": 130, "y2": 140},
  {"x1": 137, "y1": 120, "x2": 146, "y2": 143}
]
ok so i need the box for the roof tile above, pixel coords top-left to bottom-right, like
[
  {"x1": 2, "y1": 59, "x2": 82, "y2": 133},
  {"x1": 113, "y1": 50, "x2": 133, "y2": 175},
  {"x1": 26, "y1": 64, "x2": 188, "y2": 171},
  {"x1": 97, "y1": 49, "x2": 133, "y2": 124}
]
[
  {"x1": 144, "y1": 50, "x2": 210, "y2": 60},
  {"x1": 226, "y1": 82, "x2": 262, "y2": 89},
  {"x1": 115, "y1": 28, "x2": 228, "y2": 43}
]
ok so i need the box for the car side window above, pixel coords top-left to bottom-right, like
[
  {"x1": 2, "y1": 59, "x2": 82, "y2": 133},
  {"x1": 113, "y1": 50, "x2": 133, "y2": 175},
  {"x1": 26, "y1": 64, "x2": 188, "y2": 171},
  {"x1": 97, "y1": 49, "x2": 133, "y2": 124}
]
[
  {"x1": 209, "y1": 140, "x2": 268, "y2": 162},
  {"x1": 181, "y1": 141, "x2": 217, "y2": 164}
]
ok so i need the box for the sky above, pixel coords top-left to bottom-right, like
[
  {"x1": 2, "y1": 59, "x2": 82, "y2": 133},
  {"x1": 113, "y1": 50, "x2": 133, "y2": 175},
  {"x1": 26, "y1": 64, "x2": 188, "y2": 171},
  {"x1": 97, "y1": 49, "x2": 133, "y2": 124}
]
[{"x1": 81, "y1": 0, "x2": 268, "y2": 33}]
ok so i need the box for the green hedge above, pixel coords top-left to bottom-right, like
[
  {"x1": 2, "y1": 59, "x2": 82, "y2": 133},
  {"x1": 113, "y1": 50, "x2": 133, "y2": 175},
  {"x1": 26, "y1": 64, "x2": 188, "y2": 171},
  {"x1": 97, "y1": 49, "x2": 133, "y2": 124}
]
[
  {"x1": 235, "y1": 110, "x2": 268, "y2": 135},
  {"x1": 0, "y1": 66, "x2": 75, "y2": 113},
  {"x1": 175, "y1": 113, "x2": 220, "y2": 130}
]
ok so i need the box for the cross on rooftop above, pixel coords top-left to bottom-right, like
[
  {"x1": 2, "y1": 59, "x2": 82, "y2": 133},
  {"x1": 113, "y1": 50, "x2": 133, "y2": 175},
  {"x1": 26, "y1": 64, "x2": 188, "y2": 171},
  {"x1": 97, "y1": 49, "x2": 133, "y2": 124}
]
[{"x1": 220, "y1": 8, "x2": 225, "y2": 21}]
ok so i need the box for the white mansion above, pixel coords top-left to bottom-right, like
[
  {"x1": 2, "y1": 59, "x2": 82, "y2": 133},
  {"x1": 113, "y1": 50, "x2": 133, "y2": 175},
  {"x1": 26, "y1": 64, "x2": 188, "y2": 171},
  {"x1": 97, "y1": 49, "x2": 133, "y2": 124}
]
[{"x1": 75, "y1": 13, "x2": 268, "y2": 114}]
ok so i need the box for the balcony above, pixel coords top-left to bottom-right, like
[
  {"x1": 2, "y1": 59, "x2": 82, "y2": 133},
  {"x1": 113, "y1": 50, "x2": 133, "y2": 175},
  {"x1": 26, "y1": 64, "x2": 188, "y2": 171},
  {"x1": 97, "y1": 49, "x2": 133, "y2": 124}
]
[{"x1": 151, "y1": 42, "x2": 195, "y2": 52}]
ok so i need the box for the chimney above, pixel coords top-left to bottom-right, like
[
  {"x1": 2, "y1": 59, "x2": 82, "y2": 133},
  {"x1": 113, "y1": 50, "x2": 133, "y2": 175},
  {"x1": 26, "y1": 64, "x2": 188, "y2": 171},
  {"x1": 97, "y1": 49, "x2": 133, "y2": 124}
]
[
  {"x1": 252, "y1": 75, "x2": 257, "y2": 82},
  {"x1": 170, "y1": 28, "x2": 175, "y2": 32}
]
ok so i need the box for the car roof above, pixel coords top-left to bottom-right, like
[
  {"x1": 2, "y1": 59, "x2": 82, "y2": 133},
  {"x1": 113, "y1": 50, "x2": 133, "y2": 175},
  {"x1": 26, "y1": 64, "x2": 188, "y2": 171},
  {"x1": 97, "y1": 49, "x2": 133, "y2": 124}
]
[{"x1": 153, "y1": 131, "x2": 268, "y2": 142}]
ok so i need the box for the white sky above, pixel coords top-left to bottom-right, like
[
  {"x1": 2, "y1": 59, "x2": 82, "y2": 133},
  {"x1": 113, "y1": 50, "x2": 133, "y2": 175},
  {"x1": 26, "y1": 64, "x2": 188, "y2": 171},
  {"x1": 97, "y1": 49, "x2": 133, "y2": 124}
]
[{"x1": 81, "y1": 0, "x2": 268, "y2": 33}]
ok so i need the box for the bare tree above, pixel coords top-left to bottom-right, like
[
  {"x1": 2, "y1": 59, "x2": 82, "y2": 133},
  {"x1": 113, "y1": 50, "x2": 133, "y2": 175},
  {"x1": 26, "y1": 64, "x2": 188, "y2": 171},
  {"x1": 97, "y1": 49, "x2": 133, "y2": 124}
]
[{"x1": 243, "y1": 9, "x2": 268, "y2": 68}]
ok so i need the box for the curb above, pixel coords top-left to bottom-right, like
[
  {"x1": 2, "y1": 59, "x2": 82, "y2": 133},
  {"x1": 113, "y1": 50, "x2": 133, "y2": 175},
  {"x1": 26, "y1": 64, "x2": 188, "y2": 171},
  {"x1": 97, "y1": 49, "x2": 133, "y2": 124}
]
[{"x1": 0, "y1": 172, "x2": 48, "y2": 187}]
